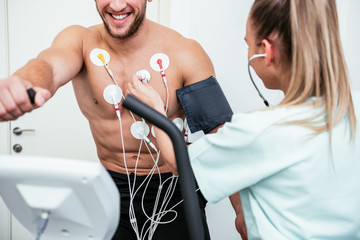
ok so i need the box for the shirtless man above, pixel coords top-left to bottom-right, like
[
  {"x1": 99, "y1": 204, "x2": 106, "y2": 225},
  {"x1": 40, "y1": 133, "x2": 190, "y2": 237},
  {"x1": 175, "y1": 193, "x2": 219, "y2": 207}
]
[{"x1": 0, "y1": 0, "x2": 220, "y2": 239}]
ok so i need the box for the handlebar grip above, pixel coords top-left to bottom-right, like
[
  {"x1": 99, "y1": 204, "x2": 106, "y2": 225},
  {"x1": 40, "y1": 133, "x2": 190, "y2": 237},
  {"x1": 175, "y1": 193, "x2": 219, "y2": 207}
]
[{"x1": 27, "y1": 88, "x2": 36, "y2": 104}]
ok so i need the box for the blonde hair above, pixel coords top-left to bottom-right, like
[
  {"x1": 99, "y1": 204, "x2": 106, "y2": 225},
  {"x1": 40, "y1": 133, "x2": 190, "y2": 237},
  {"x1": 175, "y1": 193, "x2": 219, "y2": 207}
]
[{"x1": 250, "y1": 0, "x2": 356, "y2": 140}]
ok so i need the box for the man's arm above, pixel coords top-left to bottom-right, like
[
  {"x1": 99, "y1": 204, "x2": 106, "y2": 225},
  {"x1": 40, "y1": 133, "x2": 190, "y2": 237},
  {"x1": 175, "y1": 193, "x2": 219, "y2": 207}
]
[
  {"x1": 0, "y1": 25, "x2": 85, "y2": 121},
  {"x1": 179, "y1": 39, "x2": 216, "y2": 86},
  {"x1": 229, "y1": 193, "x2": 248, "y2": 240},
  {"x1": 210, "y1": 126, "x2": 247, "y2": 239},
  {"x1": 127, "y1": 38, "x2": 226, "y2": 170},
  {"x1": 150, "y1": 39, "x2": 216, "y2": 172}
]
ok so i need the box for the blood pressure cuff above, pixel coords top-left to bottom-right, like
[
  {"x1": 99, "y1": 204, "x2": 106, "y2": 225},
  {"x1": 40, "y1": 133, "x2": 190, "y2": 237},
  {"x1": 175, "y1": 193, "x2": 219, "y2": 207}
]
[{"x1": 176, "y1": 76, "x2": 233, "y2": 134}]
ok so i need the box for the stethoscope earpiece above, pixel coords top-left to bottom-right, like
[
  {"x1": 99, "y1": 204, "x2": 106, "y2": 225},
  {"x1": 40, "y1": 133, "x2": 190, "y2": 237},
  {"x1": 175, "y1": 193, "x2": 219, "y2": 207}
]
[{"x1": 248, "y1": 53, "x2": 267, "y2": 63}]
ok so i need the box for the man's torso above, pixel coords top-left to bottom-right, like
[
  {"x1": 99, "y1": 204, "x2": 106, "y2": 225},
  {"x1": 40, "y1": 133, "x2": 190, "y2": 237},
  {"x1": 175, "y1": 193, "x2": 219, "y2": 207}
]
[{"x1": 71, "y1": 22, "x2": 188, "y2": 175}]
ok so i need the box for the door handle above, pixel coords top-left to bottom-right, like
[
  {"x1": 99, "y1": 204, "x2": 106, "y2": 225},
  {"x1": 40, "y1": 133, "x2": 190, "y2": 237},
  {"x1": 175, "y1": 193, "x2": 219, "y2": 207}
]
[
  {"x1": 13, "y1": 144, "x2": 23, "y2": 153},
  {"x1": 13, "y1": 127, "x2": 35, "y2": 136}
]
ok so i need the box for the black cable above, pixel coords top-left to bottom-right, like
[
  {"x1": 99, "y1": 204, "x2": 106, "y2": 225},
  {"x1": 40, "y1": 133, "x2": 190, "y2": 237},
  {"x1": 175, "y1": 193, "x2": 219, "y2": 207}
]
[{"x1": 248, "y1": 57, "x2": 270, "y2": 107}]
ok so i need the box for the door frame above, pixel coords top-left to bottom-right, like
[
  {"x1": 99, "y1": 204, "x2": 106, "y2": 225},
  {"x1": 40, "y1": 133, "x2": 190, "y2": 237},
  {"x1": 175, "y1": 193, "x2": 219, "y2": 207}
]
[
  {"x1": 0, "y1": 0, "x2": 12, "y2": 237},
  {"x1": 0, "y1": 0, "x2": 10, "y2": 153}
]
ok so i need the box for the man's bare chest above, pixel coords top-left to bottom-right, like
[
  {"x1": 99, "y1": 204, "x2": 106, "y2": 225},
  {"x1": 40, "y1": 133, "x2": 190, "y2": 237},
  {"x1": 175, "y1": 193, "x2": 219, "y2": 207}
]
[{"x1": 74, "y1": 48, "x2": 184, "y2": 120}]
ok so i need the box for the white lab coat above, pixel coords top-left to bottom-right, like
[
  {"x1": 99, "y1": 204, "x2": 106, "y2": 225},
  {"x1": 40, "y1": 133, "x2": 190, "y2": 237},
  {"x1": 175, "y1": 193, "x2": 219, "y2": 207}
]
[{"x1": 189, "y1": 91, "x2": 360, "y2": 239}]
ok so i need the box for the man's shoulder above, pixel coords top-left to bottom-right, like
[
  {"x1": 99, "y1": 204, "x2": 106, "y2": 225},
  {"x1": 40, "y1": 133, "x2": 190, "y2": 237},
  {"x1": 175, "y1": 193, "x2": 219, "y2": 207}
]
[
  {"x1": 147, "y1": 21, "x2": 215, "y2": 84},
  {"x1": 51, "y1": 24, "x2": 107, "y2": 52},
  {"x1": 149, "y1": 21, "x2": 202, "y2": 52},
  {"x1": 56, "y1": 24, "x2": 102, "y2": 40}
]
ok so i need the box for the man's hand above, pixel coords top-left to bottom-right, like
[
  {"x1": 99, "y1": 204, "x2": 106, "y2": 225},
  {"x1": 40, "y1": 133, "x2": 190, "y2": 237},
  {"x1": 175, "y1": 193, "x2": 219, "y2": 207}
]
[
  {"x1": 0, "y1": 76, "x2": 51, "y2": 121},
  {"x1": 235, "y1": 209, "x2": 248, "y2": 240},
  {"x1": 229, "y1": 193, "x2": 248, "y2": 239}
]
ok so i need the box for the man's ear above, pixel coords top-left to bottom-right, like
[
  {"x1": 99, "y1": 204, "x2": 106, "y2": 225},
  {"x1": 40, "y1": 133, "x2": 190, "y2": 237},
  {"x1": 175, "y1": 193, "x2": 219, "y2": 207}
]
[{"x1": 262, "y1": 39, "x2": 274, "y2": 66}]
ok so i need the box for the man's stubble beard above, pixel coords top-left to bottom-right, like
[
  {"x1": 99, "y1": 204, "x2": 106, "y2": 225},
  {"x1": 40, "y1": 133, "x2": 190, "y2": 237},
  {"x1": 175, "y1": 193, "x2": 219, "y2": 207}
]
[{"x1": 101, "y1": 4, "x2": 147, "y2": 40}]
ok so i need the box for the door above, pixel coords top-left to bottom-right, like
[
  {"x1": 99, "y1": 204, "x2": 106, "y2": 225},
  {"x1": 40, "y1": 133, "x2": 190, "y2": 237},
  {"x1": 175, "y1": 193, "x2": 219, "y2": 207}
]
[{"x1": 0, "y1": 0, "x2": 161, "y2": 239}]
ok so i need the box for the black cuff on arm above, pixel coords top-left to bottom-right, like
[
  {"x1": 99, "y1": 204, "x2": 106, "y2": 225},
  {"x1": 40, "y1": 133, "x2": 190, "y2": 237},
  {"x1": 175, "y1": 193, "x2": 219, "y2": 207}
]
[{"x1": 176, "y1": 76, "x2": 233, "y2": 134}]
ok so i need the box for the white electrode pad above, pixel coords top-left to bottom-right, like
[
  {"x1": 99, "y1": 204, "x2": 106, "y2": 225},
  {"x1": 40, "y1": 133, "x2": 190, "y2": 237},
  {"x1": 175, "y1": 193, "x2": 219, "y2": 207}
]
[
  {"x1": 150, "y1": 53, "x2": 170, "y2": 72},
  {"x1": 90, "y1": 48, "x2": 111, "y2": 66},
  {"x1": 136, "y1": 69, "x2": 151, "y2": 83},
  {"x1": 103, "y1": 85, "x2": 123, "y2": 104},
  {"x1": 131, "y1": 121, "x2": 150, "y2": 140},
  {"x1": 151, "y1": 126, "x2": 156, "y2": 138},
  {"x1": 151, "y1": 118, "x2": 183, "y2": 138},
  {"x1": 172, "y1": 118, "x2": 184, "y2": 132},
  {"x1": 184, "y1": 118, "x2": 190, "y2": 133}
]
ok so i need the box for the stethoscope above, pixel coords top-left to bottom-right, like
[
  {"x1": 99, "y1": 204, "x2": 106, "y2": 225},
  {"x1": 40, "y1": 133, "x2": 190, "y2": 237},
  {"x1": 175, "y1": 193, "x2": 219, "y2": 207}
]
[{"x1": 248, "y1": 53, "x2": 270, "y2": 107}]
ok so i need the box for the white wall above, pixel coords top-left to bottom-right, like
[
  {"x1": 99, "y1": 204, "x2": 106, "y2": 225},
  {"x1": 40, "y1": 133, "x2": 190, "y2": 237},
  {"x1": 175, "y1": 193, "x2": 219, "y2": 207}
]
[{"x1": 338, "y1": 0, "x2": 360, "y2": 90}]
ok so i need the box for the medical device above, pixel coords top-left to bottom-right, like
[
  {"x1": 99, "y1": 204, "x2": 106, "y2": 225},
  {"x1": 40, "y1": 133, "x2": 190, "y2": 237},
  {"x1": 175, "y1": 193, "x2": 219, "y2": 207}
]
[
  {"x1": 157, "y1": 58, "x2": 170, "y2": 112},
  {"x1": 123, "y1": 94, "x2": 206, "y2": 240},
  {"x1": 136, "y1": 69, "x2": 151, "y2": 83},
  {"x1": 157, "y1": 59, "x2": 167, "y2": 86},
  {"x1": 131, "y1": 121, "x2": 150, "y2": 140},
  {"x1": 0, "y1": 155, "x2": 120, "y2": 240},
  {"x1": 90, "y1": 48, "x2": 111, "y2": 66},
  {"x1": 151, "y1": 117, "x2": 184, "y2": 138},
  {"x1": 103, "y1": 84, "x2": 123, "y2": 119},
  {"x1": 248, "y1": 53, "x2": 270, "y2": 107},
  {"x1": 176, "y1": 76, "x2": 233, "y2": 134},
  {"x1": 172, "y1": 118, "x2": 184, "y2": 132},
  {"x1": 130, "y1": 121, "x2": 157, "y2": 150},
  {"x1": 150, "y1": 53, "x2": 169, "y2": 72},
  {"x1": 150, "y1": 53, "x2": 170, "y2": 112},
  {"x1": 98, "y1": 53, "x2": 118, "y2": 85}
]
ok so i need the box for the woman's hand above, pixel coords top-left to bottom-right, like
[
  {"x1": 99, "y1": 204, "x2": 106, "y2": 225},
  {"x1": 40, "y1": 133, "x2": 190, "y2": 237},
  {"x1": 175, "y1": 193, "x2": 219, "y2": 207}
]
[
  {"x1": 126, "y1": 74, "x2": 178, "y2": 174},
  {"x1": 126, "y1": 74, "x2": 165, "y2": 115}
]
